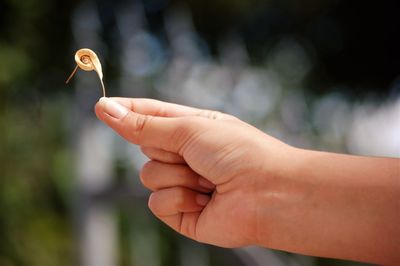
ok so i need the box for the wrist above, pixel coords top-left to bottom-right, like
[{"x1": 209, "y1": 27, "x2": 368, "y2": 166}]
[{"x1": 254, "y1": 144, "x2": 308, "y2": 246}]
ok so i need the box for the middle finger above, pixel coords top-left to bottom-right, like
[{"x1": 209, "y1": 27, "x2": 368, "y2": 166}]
[{"x1": 140, "y1": 160, "x2": 215, "y2": 193}]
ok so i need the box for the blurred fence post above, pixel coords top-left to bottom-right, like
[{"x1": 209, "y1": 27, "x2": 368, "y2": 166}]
[
  {"x1": 70, "y1": 2, "x2": 118, "y2": 264},
  {"x1": 76, "y1": 118, "x2": 117, "y2": 266}
]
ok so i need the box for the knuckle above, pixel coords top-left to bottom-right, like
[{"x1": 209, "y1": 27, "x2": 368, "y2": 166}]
[
  {"x1": 224, "y1": 113, "x2": 240, "y2": 121},
  {"x1": 122, "y1": 113, "x2": 154, "y2": 144},
  {"x1": 199, "y1": 110, "x2": 224, "y2": 120},
  {"x1": 154, "y1": 101, "x2": 167, "y2": 117},
  {"x1": 178, "y1": 165, "x2": 192, "y2": 177},
  {"x1": 135, "y1": 114, "x2": 151, "y2": 133}
]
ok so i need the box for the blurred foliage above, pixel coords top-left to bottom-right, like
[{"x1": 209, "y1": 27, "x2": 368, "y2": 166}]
[
  {"x1": 0, "y1": 0, "x2": 76, "y2": 265},
  {"x1": 0, "y1": 97, "x2": 74, "y2": 265},
  {"x1": 0, "y1": 0, "x2": 397, "y2": 265}
]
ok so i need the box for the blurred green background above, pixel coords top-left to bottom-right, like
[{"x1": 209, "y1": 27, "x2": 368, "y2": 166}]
[{"x1": 0, "y1": 0, "x2": 399, "y2": 265}]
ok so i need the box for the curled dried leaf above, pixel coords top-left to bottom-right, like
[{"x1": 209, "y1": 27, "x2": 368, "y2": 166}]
[{"x1": 66, "y1": 48, "x2": 106, "y2": 97}]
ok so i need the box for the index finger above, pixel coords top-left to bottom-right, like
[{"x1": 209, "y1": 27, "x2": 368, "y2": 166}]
[
  {"x1": 110, "y1": 97, "x2": 235, "y2": 120},
  {"x1": 95, "y1": 97, "x2": 202, "y2": 153}
]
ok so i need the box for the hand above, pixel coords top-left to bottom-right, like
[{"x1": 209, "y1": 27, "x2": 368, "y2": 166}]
[
  {"x1": 95, "y1": 97, "x2": 292, "y2": 247},
  {"x1": 95, "y1": 97, "x2": 400, "y2": 264}
]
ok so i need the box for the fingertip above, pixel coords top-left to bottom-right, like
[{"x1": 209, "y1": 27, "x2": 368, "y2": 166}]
[
  {"x1": 94, "y1": 97, "x2": 107, "y2": 120},
  {"x1": 97, "y1": 96, "x2": 107, "y2": 106},
  {"x1": 196, "y1": 194, "x2": 210, "y2": 206},
  {"x1": 94, "y1": 100, "x2": 103, "y2": 118},
  {"x1": 148, "y1": 192, "x2": 158, "y2": 213},
  {"x1": 96, "y1": 97, "x2": 130, "y2": 119},
  {"x1": 95, "y1": 97, "x2": 106, "y2": 110}
]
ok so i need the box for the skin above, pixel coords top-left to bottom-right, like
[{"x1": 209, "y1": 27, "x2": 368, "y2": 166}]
[{"x1": 95, "y1": 97, "x2": 400, "y2": 265}]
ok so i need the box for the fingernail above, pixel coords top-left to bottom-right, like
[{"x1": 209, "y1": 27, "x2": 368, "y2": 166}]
[
  {"x1": 198, "y1": 178, "x2": 215, "y2": 190},
  {"x1": 99, "y1": 97, "x2": 129, "y2": 119},
  {"x1": 196, "y1": 194, "x2": 210, "y2": 206}
]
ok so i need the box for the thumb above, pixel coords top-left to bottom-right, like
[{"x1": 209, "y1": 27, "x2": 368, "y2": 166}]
[{"x1": 95, "y1": 97, "x2": 196, "y2": 153}]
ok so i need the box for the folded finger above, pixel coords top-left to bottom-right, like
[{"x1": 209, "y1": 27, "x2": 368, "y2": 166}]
[
  {"x1": 140, "y1": 161, "x2": 215, "y2": 193},
  {"x1": 148, "y1": 187, "x2": 210, "y2": 216},
  {"x1": 154, "y1": 212, "x2": 203, "y2": 242},
  {"x1": 141, "y1": 146, "x2": 185, "y2": 164},
  {"x1": 148, "y1": 187, "x2": 210, "y2": 239}
]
